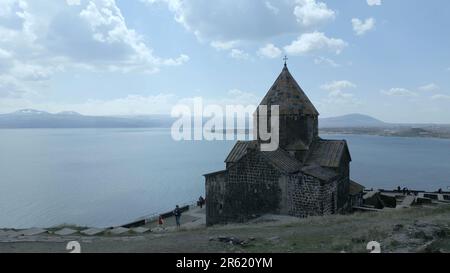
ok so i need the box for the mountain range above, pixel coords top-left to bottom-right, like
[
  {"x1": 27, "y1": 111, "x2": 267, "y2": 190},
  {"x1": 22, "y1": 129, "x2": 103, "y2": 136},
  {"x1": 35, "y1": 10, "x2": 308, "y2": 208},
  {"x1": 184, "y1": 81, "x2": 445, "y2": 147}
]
[
  {"x1": 0, "y1": 109, "x2": 387, "y2": 129},
  {"x1": 0, "y1": 109, "x2": 173, "y2": 128}
]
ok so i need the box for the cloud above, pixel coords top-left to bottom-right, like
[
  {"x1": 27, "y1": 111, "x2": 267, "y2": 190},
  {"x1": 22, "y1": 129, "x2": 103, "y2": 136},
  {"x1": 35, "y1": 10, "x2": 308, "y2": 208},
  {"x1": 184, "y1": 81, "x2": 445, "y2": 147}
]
[
  {"x1": 0, "y1": 0, "x2": 189, "y2": 93},
  {"x1": 293, "y1": 0, "x2": 335, "y2": 27},
  {"x1": 367, "y1": 0, "x2": 382, "y2": 6},
  {"x1": 419, "y1": 83, "x2": 439, "y2": 92},
  {"x1": 1, "y1": 89, "x2": 260, "y2": 115},
  {"x1": 10, "y1": 63, "x2": 56, "y2": 81},
  {"x1": 431, "y1": 94, "x2": 450, "y2": 101},
  {"x1": 320, "y1": 80, "x2": 357, "y2": 105},
  {"x1": 142, "y1": 0, "x2": 336, "y2": 43},
  {"x1": 257, "y1": 44, "x2": 282, "y2": 59},
  {"x1": 229, "y1": 49, "x2": 250, "y2": 60},
  {"x1": 284, "y1": 32, "x2": 347, "y2": 55},
  {"x1": 0, "y1": 48, "x2": 12, "y2": 59},
  {"x1": 0, "y1": 75, "x2": 27, "y2": 98},
  {"x1": 66, "y1": 0, "x2": 81, "y2": 6},
  {"x1": 321, "y1": 80, "x2": 356, "y2": 91},
  {"x1": 210, "y1": 40, "x2": 239, "y2": 51},
  {"x1": 314, "y1": 56, "x2": 340, "y2": 67},
  {"x1": 381, "y1": 88, "x2": 418, "y2": 97},
  {"x1": 352, "y1": 18, "x2": 375, "y2": 36},
  {"x1": 325, "y1": 89, "x2": 358, "y2": 105},
  {"x1": 264, "y1": 1, "x2": 279, "y2": 15}
]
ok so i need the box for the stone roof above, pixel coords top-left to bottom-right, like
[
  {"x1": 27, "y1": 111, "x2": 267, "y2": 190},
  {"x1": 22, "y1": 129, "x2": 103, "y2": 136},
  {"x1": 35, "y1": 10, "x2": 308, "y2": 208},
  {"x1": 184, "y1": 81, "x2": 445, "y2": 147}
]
[
  {"x1": 225, "y1": 138, "x2": 350, "y2": 175},
  {"x1": 349, "y1": 180, "x2": 365, "y2": 195},
  {"x1": 225, "y1": 141, "x2": 257, "y2": 163},
  {"x1": 261, "y1": 149, "x2": 302, "y2": 174},
  {"x1": 301, "y1": 165, "x2": 339, "y2": 181},
  {"x1": 305, "y1": 139, "x2": 351, "y2": 168},
  {"x1": 225, "y1": 141, "x2": 301, "y2": 174},
  {"x1": 257, "y1": 66, "x2": 319, "y2": 116},
  {"x1": 285, "y1": 139, "x2": 308, "y2": 151}
]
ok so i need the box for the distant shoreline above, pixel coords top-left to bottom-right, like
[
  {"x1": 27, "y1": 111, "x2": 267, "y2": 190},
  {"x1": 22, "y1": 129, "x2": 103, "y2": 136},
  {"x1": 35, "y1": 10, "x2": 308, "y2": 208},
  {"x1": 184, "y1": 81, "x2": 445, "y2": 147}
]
[{"x1": 2, "y1": 127, "x2": 450, "y2": 141}]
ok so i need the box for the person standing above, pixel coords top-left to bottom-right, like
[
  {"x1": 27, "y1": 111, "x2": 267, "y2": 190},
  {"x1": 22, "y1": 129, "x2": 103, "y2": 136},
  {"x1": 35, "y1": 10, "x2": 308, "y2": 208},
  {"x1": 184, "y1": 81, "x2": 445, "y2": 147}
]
[
  {"x1": 198, "y1": 196, "x2": 205, "y2": 209},
  {"x1": 173, "y1": 205, "x2": 182, "y2": 229}
]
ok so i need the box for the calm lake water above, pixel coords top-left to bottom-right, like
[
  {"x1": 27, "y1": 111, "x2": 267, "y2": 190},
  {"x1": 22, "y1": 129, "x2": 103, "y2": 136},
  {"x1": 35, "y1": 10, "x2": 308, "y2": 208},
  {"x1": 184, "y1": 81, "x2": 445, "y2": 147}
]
[{"x1": 1, "y1": 128, "x2": 450, "y2": 228}]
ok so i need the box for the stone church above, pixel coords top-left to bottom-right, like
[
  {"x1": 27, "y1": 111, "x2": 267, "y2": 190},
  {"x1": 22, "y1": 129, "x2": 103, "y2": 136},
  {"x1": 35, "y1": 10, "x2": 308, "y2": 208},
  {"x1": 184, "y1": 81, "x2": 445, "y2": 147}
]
[{"x1": 204, "y1": 64, "x2": 361, "y2": 226}]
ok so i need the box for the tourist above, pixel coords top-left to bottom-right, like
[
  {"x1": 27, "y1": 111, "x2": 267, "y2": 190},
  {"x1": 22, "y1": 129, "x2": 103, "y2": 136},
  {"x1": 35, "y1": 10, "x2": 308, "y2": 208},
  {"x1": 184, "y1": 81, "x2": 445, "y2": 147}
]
[
  {"x1": 198, "y1": 196, "x2": 205, "y2": 208},
  {"x1": 173, "y1": 205, "x2": 182, "y2": 229},
  {"x1": 158, "y1": 215, "x2": 164, "y2": 227}
]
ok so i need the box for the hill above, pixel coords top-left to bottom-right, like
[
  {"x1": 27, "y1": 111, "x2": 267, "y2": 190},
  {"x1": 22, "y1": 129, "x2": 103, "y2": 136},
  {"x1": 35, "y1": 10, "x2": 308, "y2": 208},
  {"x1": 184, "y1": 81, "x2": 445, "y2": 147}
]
[
  {"x1": 0, "y1": 109, "x2": 174, "y2": 128},
  {"x1": 319, "y1": 113, "x2": 387, "y2": 128}
]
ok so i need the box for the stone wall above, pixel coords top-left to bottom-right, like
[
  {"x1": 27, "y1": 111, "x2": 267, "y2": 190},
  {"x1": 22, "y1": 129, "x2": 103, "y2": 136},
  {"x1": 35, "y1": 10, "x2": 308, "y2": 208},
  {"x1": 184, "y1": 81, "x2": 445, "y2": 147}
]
[
  {"x1": 206, "y1": 150, "x2": 351, "y2": 225},
  {"x1": 287, "y1": 174, "x2": 323, "y2": 217},
  {"x1": 205, "y1": 171, "x2": 227, "y2": 226},
  {"x1": 206, "y1": 150, "x2": 283, "y2": 225},
  {"x1": 320, "y1": 180, "x2": 338, "y2": 215}
]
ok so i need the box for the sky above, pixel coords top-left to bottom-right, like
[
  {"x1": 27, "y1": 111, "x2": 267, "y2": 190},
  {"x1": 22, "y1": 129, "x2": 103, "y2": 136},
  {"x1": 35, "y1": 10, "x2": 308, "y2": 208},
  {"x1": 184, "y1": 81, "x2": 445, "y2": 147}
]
[{"x1": 0, "y1": 0, "x2": 449, "y2": 123}]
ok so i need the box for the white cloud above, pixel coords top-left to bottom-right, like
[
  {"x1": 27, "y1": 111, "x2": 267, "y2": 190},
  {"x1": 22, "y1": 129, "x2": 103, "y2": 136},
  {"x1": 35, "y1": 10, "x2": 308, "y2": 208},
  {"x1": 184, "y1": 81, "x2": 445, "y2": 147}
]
[
  {"x1": 0, "y1": 75, "x2": 26, "y2": 98},
  {"x1": 325, "y1": 89, "x2": 358, "y2": 104},
  {"x1": 284, "y1": 32, "x2": 347, "y2": 55},
  {"x1": 257, "y1": 44, "x2": 282, "y2": 59},
  {"x1": 0, "y1": 48, "x2": 12, "y2": 59},
  {"x1": 0, "y1": 89, "x2": 260, "y2": 116},
  {"x1": 431, "y1": 94, "x2": 450, "y2": 101},
  {"x1": 264, "y1": 1, "x2": 279, "y2": 15},
  {"x1": 210, "y1": 40, "x2": 239, "y2": 51},
  {"x1": 314, "y1": 56, "x2": 340, "y2": 67},
  {"x1": 66, "y1": 0, "x2": 81, "y2": 6},
  {"x1": 0, "y1": 0, "x2": 190, "y2": 99},
  {"x1": 367, "y1": 0, "x2": 382, "y2": 6},
  {"x1": 321, "y1": 80, "x2": 356, "y2": 91},
  {"x1": 293, "y1": 0, "x2": 335, "y2": 27},
  {"x1": 320, "y1": 80, "x2": 357, "y2": 105},
  {"x1": 419, "y1": 83, "x2": 439, "y2": 92},
  {"x1": 10, "y1": 62, "x2": 58, "y2": 81},
  {"x1": 229, "y1": 49, "x2": 250, "y2": 60},
  {"x1": 0, "y1": 0, "x2": 189, "y2": 94},
  {"x1": 142, "y1": 0, "x2": 337, "y2": 43},
  {"x1": 352, "y1": 18, "x2": 375, "y2": 36},
  {"x1": 381, "y1": 88, "x2": 418, "y2": 97}
]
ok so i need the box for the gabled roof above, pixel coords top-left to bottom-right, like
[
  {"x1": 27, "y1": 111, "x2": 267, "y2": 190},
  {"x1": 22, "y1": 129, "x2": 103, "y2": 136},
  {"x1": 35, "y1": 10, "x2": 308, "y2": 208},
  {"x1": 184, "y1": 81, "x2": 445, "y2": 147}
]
[
  {"x1": 226, "y1": 141, "x2": 301, "y2": 174},
  {"x1": 285, "y1": 139, "x2": 308, "y2": 151},
  {"x1": 204, "y1": 169, "x2": 227, "y2": 177},
  {"x1": 260, "y1": 149, "x2": 302, "y2": 174},
  {"x1": 301, "y1": 165, "x2": 339, "y2": 182},
  {"x1": 257, "y1": 66, "x2": 319, "y2": 116},
  {"x1": 225, "y1": 141, "x2": 257, "y2": 163},
  {"x1": 349, "y1": 180, "x2": 365, "y2": 195},
  {"x1": 305, "y1": 139, "x2": 351, "y2": 168}
]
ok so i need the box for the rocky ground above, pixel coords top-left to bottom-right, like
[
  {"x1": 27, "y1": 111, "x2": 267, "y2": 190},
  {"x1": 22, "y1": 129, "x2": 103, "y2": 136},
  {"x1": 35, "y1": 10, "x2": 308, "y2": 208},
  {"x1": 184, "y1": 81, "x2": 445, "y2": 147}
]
[{"x1": 1, "y1": 204, "x2": 450, "y2": 253}]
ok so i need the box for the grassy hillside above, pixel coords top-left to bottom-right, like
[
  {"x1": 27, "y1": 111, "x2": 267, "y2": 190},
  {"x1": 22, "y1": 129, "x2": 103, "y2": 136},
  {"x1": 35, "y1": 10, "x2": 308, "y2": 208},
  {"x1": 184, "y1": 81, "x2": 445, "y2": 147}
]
[{"x1": 1, "y1": 204, "x2": 450, "y2": 253}]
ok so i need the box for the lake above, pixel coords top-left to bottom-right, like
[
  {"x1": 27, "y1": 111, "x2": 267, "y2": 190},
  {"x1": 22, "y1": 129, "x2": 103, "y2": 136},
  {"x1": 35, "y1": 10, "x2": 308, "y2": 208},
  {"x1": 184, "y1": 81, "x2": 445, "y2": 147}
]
[{"x1": 1, "y1": 128, "x2": 450, "y2": 228}]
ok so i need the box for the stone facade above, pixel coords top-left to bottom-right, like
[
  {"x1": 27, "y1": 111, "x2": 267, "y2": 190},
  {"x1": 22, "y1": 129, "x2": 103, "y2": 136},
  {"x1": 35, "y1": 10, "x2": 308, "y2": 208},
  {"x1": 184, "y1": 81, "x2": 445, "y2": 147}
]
[{"x1": 204, "y1": 65, "x2": 358, "y2": 226}]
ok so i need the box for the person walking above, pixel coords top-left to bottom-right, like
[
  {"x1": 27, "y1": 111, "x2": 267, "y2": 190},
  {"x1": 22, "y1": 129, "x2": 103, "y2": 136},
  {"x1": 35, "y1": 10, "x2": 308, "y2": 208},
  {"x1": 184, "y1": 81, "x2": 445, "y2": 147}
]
[{"x1": 173, "y1": 205, "x2": 182, "y2": 229}]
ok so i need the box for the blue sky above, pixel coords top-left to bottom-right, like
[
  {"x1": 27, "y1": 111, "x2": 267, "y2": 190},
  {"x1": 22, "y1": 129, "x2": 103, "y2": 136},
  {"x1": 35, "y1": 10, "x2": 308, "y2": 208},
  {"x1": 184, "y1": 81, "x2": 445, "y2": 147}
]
[{"x1": 0, "y1": 0, "x2": 449, "y2": 123}]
